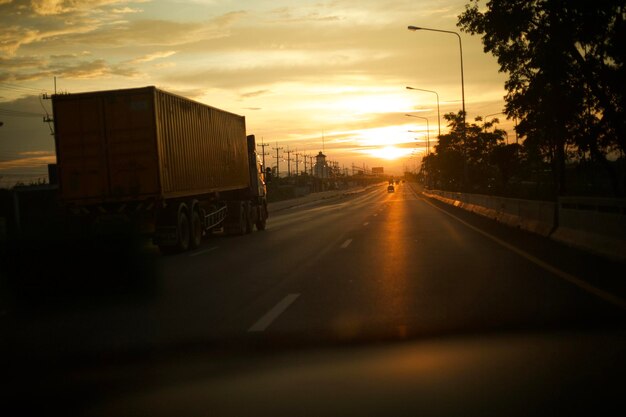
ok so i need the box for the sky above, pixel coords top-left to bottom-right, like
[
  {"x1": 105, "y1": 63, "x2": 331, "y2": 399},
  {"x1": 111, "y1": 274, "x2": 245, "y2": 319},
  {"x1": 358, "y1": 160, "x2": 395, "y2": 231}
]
[{"x1": 0, "y1": 0, "x2": 513, "y2": 186}]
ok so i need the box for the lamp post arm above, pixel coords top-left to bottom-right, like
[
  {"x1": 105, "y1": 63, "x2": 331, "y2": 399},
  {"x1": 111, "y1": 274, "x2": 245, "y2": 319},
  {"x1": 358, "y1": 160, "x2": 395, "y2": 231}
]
[
  {"x1": 408, "y1": 24, "x2": 467, "y2": 187},
  {"x1": 407, "y1": 26, "x2": 465, "y2": 128},
  {"x1": 406, "y1": 86, "x2": 441, "y2": 137}
]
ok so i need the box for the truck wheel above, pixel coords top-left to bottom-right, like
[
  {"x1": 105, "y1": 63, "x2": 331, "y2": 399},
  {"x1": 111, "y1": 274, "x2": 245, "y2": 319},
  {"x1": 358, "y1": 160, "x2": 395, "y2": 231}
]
[
  {"x1": 235, "y1": 203, "x2": 247, "y2": 235},
  {"x1": 255, "y1": 203, "x2": 267, "y2": 231},
  {"x1": 189, "y1": 209, "x2": 203, "y2": 249},
  {"x1": 175, "y1": 209, "x2": 191, "y2": 252}
]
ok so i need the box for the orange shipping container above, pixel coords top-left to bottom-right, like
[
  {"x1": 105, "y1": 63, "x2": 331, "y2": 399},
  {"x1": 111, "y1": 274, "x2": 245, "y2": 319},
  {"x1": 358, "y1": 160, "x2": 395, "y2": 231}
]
[{"x1": 52, "y1": 86, "x2": 250, "y2": 205}]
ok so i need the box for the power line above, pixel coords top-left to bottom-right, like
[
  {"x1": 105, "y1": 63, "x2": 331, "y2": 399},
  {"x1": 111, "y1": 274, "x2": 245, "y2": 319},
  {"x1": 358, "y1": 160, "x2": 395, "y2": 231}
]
[{"x1": 0, "y1": 82, "x2": 47, "y2": 93}]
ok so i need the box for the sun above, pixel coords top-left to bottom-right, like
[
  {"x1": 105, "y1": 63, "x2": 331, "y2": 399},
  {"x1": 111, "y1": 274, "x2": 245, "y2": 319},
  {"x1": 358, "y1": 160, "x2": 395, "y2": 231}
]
[{"x1": 366, "y1": 146, "x2": 413, "y2": 160}]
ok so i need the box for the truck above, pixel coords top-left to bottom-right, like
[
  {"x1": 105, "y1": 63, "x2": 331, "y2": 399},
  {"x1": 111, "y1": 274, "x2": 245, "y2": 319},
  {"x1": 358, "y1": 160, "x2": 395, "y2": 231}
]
[{"x1": 50, "y1": 86, "x2": 268, "y2": 254}]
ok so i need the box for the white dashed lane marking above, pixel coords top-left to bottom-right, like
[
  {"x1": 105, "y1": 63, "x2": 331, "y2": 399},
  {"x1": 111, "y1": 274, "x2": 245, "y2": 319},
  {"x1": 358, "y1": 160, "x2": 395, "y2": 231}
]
[{"x1": 248, "y1": 294, "x2": 301, "y2": 332}]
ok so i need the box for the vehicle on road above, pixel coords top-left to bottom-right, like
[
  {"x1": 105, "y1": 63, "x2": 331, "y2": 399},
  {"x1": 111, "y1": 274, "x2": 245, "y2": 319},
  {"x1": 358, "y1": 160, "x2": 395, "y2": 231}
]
[
  {"x1": 51, "y1": 86, "x2": 267, "y2": 253},
  {"x1": 387, "y1": 185, "x2": 395, "y2": 192}
]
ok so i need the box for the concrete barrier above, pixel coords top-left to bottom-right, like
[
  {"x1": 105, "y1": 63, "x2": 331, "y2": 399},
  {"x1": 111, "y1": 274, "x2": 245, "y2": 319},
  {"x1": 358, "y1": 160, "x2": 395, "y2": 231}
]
[
  {"x1": 421, "y1": 188, "x2": 626, "y2": 262},
  {"x1": 551, "y1": 197, "x2": 626, "y2": 261},
  {"x1": 423, "y1": 189, "x2": 556, "y2": 236}
]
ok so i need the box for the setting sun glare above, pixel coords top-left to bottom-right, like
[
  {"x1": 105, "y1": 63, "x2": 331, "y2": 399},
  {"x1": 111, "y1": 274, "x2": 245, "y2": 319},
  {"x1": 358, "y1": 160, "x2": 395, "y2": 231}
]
[
  {"x1": 365, "y1": 146, "x2": 414, "y2": 160},
  {"x1": 0, "y1": 0, "x2": 511, "y2": 184}
]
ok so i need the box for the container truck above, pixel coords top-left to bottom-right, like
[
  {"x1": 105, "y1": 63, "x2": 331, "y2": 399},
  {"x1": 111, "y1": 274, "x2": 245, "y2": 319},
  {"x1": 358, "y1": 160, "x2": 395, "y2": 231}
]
[{"x1": 51, "y1": 86, "x2": 268, "y2": 254}]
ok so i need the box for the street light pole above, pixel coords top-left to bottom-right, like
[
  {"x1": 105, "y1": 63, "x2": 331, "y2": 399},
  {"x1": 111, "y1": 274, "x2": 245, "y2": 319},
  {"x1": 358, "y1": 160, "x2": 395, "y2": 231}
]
[
  {"x1": 405, "y1": 114, "x2": 430, "y2": 155},
  {"x1": 406, "y1": 86, "x2": 440, "y2": 137},
  {"x1": 484, "y1": 112, "x2": 510, "y2": 144},
  {"x1": 483, "y1": 112, "x2": 503, "y2": 132},
  {"x1": 407, "y1": 26, "x2": 465, "y2": 129},
  {"x1": 408, "y1": 25, "x2": 467, "y2": 187}
]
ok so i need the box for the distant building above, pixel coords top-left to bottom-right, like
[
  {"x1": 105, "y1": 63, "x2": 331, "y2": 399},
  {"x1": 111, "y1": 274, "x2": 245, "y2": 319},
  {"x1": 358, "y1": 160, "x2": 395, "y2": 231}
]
[
  {"x1": 314, "y1": 151, "x2": 329, "y2": 178},
  {"x1": 372, "y1": 167, "x2": 384, "y2": 174}
]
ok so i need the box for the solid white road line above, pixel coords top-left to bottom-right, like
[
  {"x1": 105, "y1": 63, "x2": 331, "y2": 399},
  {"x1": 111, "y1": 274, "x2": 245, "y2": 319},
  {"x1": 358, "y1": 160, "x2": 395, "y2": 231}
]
[
  {"x1": 340, "y1": 239, "x2": 353, "y2": 249},
  {"x1": 364, "y1": 222, "x2": 369, "y2": 226},
  {"x1": 418, "y1": 193, "x2": 626, "y2": 310},
  {"x1": 188, "y1": 246, "x2": 218, "y2": 257},
  {"x1": 248, "y1": 294, "x2": 301, "y2": 332}
]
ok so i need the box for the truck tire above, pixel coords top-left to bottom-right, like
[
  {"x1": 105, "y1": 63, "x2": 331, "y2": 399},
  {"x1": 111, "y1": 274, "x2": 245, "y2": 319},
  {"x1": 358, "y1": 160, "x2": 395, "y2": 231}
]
[
  {"x1": 189, "y1": 209, "x2": 203, "y2": 249},
  {"x1": 175, "y1": 208, "x2": 191, "y2": 252},
  {"x1": 256, "y1": 202, "x2": 268, "y2": 231}
]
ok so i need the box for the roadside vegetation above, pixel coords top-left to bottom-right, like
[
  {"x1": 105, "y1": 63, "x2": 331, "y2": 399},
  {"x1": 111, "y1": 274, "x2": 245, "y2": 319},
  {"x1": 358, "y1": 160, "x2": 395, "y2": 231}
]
[{"x1": 417, "y1": 0, "x2": 626, "y2": 199}]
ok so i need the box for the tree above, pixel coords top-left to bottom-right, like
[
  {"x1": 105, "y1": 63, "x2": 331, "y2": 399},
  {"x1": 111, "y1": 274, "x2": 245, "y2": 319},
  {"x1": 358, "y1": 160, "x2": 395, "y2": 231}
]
[
  {"x1": 425, "y1": 111, "x2": 506, "y2": 192},
  {"x1": 458, "y1": 0, "x2": 626, "y2": 196},
  {"x1": 490, "y1": 143, "x2": 522, "y2": 192}
]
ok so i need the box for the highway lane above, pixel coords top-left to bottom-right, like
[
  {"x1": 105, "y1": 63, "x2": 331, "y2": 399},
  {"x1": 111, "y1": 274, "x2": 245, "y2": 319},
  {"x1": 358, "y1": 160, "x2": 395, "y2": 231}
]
[
  {"x1": 3, "y1": 185, "x2": 386, "y2": 356},
  {"x1": 3, "y1": 182, "x2": 625, "y2": 359},
  {"x1": 4, "y1": 182, "x2": 626, "y2": 417},
  {"x1": 268, "y1": 184, "x2": 625, "y2": 339}
]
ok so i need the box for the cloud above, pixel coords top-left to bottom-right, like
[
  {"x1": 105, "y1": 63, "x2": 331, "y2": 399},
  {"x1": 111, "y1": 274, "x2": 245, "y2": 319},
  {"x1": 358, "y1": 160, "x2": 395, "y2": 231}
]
[
  {"x1": 18, "y1": 150, "x2": 55, "y2": 156},
  {"x1": 268, "y1": 6, "x2": 342, "y2": 24},
  {"x1": 0, "y1": 2, "x2": 240, "y2": 58},
  {"x1": 0, "y1": 155, "x2": 56, "y2": 171},
  {"x1": 0, "y1": 59, "x2": 138, "y2": 82},
  {"x1": 28, "y1": 0, "x2": 142, "y2": 16},
  {"x1": 111, "y1": 6, "x2": 142, "y2": 14},
  {"x1": 240, "y1": 89, "x2": 270, "y2": 98},
  {"x1": 213, "y1": 10, "x2": 247, "y2": 27},
  {"x1": 127, "y1": 50, "x2": 177, "y2": 64},
  {"x1": 49, "y1": 51, "x2": 92, "y2": 59},
  {"x1": 0, "y1": 1, "x2": 509, "y2": 177},
  {"x1": 0, "y1": 17, "x2": 100, "y2": 56},
  {"x1": 0, "y1": 56, "x2": 47, "y2": 69}
]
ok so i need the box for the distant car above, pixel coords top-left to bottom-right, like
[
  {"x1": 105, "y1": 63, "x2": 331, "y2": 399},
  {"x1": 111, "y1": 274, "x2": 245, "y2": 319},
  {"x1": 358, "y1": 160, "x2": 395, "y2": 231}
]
[{"x1": 387, "y1": 185, "x2": 395, "y2": 193}]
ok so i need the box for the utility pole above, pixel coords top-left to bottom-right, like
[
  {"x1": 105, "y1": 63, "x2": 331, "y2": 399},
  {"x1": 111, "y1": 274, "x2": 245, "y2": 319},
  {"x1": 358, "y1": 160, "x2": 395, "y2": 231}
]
[
  {"x1": 303, "y1": 154, "x2": 308, "y2": 176},
  {"x1": 284, "y1": 148, "x2": 293, "y2": 177},
  {"x1": 295, "y1": 152, "x2": 301, "y2": 176},
  {"x1": 309, "y1": 155, "x2": 314, "y2": 176},
  {"x1": 273, "y1": 144, "x2": 283, "y2": 179},
  {"x1": 259, "y1": 138, "x2": 270, "y2": 173}
]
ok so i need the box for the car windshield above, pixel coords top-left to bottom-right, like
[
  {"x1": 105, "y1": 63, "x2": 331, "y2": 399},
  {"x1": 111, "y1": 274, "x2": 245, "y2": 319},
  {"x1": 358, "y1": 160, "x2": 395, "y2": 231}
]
[{"x1": 2, "y1": 1, "x2": 625, "y2": 415}]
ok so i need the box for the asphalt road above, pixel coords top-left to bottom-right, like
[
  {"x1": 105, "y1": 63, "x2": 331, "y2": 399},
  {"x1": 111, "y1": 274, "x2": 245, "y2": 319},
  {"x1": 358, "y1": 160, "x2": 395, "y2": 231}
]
[
  {"x1": 3, "y1": 182, "x2": 625, "y2": 359},
  {"x1": 4, "y1": 182, "x2": 626, "y2": 416}
]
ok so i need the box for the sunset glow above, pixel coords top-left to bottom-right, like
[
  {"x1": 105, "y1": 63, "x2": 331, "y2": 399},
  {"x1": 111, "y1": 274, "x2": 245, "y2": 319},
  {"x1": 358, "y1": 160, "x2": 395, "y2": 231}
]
[
  {"x1": 365, "y1": 146, "x2": 414, "y2": 160},
  {"x1": 0, "y1": 0, "x2": 512, "y2": 186}
]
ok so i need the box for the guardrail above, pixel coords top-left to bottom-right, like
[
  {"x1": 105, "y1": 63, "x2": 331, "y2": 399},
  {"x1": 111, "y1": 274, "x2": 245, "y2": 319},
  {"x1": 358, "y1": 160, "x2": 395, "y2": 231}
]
[{"x1": 422, "y1": 188, "x2": 626, "y2": 262}]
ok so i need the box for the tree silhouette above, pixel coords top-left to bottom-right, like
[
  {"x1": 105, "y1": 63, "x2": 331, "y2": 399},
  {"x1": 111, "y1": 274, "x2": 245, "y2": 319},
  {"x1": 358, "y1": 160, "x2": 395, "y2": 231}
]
[
  {"x1": 424, "y1": 111, "x2": 506, "y2": 192},
  {"x1": 458, "y1": 0, "x2": 626, "y2": 196}
]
